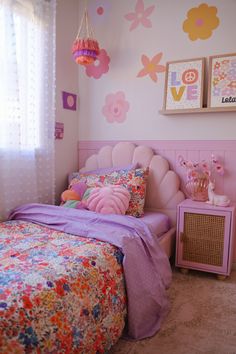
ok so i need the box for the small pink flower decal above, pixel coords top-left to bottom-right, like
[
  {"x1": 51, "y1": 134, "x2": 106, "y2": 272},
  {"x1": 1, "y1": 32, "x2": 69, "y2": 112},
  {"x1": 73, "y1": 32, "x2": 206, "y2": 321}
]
[
  {"x1": 124, "y1": 0, "x2": 155, "y2": 31},
  {"x1": 102, "y1": 91, "x2": 129, "y2": 123},
  {"x1": 85, "y1": 49, "x2": 110, "y2": 79},
  {"x1": 88, "y1": 0, "x2": 111, "y2": 24},
  {"x1": 137, "y1": 52, "x2": 166, "y2": 82}
]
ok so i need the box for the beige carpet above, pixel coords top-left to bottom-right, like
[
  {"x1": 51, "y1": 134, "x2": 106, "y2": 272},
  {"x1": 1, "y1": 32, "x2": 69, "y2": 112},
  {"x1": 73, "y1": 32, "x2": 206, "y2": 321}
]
[{"x1": 109, "y1": 267, "x2": 236, "y2": 354}]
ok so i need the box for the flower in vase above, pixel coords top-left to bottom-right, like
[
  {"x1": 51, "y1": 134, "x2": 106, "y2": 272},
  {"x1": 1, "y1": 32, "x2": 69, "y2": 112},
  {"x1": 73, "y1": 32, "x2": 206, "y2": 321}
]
[
  {"x1": 179, "y1": 154, "x2": 224, "y2": 182},
  {"x1": 178, "y1": 154, "x2": 225, "y2": 201}
]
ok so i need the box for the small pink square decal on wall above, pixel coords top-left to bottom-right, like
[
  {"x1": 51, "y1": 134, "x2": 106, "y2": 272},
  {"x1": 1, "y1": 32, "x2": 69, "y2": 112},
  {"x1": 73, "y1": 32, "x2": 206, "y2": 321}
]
[
  {"x1": 55, "y1": 122, "x2": 64, "y2": 139},
  {"x1": 62, "y1": 91, "x2": 77, "y2": 111}
]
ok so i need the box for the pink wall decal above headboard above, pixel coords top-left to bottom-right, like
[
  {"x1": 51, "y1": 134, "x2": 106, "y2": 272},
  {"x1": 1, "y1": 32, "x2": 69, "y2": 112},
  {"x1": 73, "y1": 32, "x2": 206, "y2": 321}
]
[
  {"x1": 124, "y1": 0, "x2": 155, "y2": 32},
  {"x1": 102, "y1": 91, "x2": 129, "y2": 123},
  {"x1": 88, "y1": 0, "x2": 112, "y2": 24},
  {"x1": 85, "y1": 49, "x2": 110, "y2": 79},
  {"x1": 137, "y1": 52, "x2": 166, "y2": 83}
]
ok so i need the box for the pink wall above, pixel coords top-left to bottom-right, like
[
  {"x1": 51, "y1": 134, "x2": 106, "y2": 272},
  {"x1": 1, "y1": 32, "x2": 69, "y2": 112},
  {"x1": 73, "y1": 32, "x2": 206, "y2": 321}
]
[{"x1": 78, "y1": 139, "x2": 236, "y2": 260}]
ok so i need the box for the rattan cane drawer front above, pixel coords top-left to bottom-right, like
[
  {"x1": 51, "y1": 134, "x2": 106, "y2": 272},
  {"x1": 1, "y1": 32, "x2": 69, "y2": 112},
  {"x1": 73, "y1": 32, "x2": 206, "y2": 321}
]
[{"x1": 182, "y1": 212, "x2": 225, "y2": 266}]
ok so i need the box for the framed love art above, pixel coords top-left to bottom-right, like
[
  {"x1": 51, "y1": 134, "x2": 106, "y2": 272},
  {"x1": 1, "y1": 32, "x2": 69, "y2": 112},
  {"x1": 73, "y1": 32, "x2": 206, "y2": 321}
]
[
  {"x1": 163, "y1": 57, "x2": 205, "y2": 111},
  {"x1": 208, "y1": 53, "x2": 236, "y2": 108}
]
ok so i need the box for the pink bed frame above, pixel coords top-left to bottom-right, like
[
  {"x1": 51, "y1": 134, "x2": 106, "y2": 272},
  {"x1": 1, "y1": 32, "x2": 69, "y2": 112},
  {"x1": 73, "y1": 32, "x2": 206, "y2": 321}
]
[{"x1": 80, "y1": 142, "x2": 185, "y2": 257}]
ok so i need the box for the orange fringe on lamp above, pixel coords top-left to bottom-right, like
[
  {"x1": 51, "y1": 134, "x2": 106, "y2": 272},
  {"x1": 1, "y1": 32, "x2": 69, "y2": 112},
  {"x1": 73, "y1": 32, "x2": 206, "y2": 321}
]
[{"x1": 72, "y1": 6, "x2": 100, "y2": 66}]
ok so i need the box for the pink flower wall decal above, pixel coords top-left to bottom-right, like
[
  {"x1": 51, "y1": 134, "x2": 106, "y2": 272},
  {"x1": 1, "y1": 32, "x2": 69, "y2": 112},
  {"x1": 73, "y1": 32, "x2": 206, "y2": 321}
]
[
  {"x1": 102, "y1": 91, "x2": 130, "y2": 123},
  {"x1": 124, "y1": 0, "x2": 155, "y2": 31},
  {"x1": 85, "y1": 49, "x2": 110, "y2": 79},
  {"x1": 137, "y1": 52, "x2": 166, "y2": 82}
]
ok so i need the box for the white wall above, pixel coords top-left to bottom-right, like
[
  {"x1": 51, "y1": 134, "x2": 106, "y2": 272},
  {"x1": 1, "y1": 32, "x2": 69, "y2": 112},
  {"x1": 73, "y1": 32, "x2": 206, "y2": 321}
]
[
  {"x1": 78, "y1": 0, "x2": 236, "y2": 141},
  {"x1": 55, "y1": 0, "x2": 79, "y2": 201}
]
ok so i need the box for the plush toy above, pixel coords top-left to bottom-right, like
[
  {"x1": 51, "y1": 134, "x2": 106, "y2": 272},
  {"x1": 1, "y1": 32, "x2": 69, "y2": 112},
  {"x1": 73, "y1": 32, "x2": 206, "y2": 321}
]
[
  {"x1": 87, "y1": 185, "x2": 131, "y2": 215},
  {"x1": 61, "y1": 181, "x2": 88, "y2": 209}
]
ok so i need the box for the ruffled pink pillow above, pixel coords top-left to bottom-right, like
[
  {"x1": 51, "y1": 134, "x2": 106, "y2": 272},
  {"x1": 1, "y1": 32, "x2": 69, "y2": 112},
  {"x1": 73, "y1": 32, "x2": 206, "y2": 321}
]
[{"x1": 87, "y1": 185, "x2": 131, "y2": 215}]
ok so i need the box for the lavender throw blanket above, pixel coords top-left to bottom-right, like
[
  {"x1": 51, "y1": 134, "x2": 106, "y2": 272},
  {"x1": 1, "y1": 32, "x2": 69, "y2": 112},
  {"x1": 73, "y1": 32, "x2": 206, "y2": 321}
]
[{"x1": 9, "y1": 203, "x2": 172, "y2": 340}]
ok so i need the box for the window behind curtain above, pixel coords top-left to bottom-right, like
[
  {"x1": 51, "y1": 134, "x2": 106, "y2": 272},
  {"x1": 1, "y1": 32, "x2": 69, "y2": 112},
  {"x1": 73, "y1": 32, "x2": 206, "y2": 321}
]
[{"x1": 0, "y1": 0, "x2": 56, "y2": 220}]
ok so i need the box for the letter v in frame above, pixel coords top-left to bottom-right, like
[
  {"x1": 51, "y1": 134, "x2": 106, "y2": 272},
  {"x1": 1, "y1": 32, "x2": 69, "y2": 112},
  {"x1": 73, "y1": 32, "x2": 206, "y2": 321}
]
[{"x1": 163, "y1": 57, "x2": 205, "y2": 111}]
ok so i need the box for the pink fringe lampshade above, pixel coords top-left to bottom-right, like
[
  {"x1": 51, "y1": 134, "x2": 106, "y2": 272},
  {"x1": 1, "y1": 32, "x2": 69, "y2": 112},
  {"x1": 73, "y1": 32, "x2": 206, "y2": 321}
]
[{"x1": 72, "y1": 7, "x2": 100, "y2": 66}]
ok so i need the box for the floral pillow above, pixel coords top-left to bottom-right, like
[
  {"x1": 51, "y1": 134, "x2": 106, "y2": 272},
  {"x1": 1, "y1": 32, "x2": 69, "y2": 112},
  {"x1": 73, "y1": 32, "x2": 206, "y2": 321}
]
[
  {"x1": 68, "y1": 163, "x2": 137, "y2": 184},
  {"x1": 70, "y1": 167, "x2": 149, "y2": 217}
]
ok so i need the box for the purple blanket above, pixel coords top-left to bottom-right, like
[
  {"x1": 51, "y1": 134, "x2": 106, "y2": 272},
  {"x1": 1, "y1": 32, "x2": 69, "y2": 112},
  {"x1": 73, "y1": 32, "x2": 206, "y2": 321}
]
[{"x1": 9, "y1": 203, "x2": 172, "y2": 340}]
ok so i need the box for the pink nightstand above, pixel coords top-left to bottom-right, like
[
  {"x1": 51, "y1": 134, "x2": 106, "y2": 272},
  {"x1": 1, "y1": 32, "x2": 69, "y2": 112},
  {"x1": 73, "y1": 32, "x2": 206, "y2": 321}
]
[{"x1": 175, "y1": 199, "x2": 235, "y2": 279}]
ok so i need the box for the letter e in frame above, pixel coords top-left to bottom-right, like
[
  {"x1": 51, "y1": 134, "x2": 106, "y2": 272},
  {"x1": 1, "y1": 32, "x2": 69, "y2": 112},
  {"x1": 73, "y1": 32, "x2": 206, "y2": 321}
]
[{"x1": 187, "y1": 85, "x2": 198, "y2": 100}]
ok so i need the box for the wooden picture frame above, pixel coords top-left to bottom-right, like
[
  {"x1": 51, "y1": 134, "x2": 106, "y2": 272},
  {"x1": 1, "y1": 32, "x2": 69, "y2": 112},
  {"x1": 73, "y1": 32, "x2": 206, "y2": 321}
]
[
  {"x1": 208, "y1": 53, "x2": 236, "y2": 109},
  {"x1": 163, "y1": 57, "x2": 205, "y2": 111}
]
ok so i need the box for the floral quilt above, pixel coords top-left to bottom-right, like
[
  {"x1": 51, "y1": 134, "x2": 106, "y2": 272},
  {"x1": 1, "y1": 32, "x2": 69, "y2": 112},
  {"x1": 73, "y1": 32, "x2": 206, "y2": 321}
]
[{"x1": 0, "y1": 220, "x2": 126, "y2": 353}]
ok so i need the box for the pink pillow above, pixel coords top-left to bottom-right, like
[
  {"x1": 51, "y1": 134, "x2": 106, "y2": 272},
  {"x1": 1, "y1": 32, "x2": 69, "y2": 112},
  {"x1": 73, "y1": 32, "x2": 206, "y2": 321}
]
[{"x1": 86, "y1": 185, "x2": 131, "y2": 215}]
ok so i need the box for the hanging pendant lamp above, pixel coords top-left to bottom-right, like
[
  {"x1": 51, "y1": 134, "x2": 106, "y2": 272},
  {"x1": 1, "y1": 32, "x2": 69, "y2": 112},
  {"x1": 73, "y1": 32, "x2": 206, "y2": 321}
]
[{"x1": 72, "y1": 4, "x2": 100, "y2": 66}]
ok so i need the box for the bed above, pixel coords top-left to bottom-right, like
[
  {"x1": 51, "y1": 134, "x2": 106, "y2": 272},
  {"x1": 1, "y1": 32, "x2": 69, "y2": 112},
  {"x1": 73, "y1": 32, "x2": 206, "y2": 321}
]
[{"x1": 0, "y1": 142, "x2": 185, "y2": 353}]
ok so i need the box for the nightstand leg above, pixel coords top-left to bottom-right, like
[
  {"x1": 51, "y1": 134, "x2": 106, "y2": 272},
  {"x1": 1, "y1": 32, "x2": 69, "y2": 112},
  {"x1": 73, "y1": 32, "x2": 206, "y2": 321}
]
[
  {"x1": 217, "y1": 274, "x2": 227, "y2": 280},
  {"x1": 180, "y1": 268, "x2": 189, "y2": 274}
]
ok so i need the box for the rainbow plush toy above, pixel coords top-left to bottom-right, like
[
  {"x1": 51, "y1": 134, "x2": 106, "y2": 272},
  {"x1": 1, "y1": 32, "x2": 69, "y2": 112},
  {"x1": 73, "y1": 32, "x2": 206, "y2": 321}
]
[{"x1": 61, "y1": 181, "x2": 88, "y2": 209}]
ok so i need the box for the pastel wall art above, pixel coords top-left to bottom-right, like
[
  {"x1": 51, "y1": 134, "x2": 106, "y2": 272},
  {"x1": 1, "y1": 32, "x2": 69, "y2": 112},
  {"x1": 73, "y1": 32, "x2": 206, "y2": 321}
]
[
  {"x1": 208, "y1": 53, "x2": 236, "y2": 108},
  {"x1": 62, "y1": 91, "x2": 77, "y2": 110},
  {"x1": 85, "y1": 49, "x2": 110, "y2": 79},
  {"x1": 137, "y1": 52, "x2": 165, "y2": 83},
  {"x1": 163, "y1": 58, "x2": 204, "y2": 110},
  {"x1": 55, "y1": 122, "x2": 64, "y2": 140},
  {"x1": 102, "y1": 91, "x2": 129, "y2": 123},
  {"x1": 183, "y1": 3, "x2": 219, "y2": 41},
  {"x1": 124, "y1": 0, "x2": 155, "y2": 31}
]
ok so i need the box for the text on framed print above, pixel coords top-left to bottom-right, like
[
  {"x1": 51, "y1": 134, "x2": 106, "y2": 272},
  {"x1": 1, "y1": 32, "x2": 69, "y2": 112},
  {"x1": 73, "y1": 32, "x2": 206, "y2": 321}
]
[{"x1": 208, "y1": 53, "x2": 236, "y2": 108}]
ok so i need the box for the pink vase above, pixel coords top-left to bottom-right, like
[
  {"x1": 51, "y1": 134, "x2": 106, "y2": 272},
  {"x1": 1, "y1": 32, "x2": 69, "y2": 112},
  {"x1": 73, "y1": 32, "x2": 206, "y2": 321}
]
[{"x1": 185, "y1": 177, "x2": 209, "y2": 202}]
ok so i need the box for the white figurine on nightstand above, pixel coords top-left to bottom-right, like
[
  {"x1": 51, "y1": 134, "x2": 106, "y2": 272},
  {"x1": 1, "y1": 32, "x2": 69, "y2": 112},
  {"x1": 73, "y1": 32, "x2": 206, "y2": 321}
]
[{"x1": 207, "y1": 181, "x2": 230, "y2": 207}]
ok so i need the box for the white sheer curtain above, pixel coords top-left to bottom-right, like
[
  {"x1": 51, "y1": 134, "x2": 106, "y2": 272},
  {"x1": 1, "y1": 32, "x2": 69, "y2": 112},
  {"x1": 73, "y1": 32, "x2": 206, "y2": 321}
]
[{"x1": 0, "y1": 0, "x2": 56, "y2": 220}]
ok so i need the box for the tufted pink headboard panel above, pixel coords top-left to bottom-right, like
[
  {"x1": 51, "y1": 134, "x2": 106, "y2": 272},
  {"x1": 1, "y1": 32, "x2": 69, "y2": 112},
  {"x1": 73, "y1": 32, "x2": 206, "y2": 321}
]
[{"x1": 79, "y1": 142, "x2": 185, "y2": 225}]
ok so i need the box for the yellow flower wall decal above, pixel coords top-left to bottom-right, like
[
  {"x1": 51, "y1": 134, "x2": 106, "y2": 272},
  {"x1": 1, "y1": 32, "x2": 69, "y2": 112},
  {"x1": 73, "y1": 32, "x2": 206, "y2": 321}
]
[
  {"x1": 137, "y1": 53, "x2": 166, "y2": 83},
  {"x1": 183, "y1": 3, "x2": 219, "y2": 41}
]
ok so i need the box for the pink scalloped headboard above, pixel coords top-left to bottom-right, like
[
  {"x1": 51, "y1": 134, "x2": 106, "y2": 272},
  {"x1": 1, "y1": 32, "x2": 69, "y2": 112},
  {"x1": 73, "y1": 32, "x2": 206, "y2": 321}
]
[{"x1": 79, "y1": 142, "x2": 185, "y2": 225}]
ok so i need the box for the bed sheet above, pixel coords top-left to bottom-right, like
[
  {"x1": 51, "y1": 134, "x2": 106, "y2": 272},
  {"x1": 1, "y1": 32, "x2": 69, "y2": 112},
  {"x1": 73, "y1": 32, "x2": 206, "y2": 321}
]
[
  {"x1": 141, "y1": 211, "x2": 170, "y2": 238},
  {"x1": 0, "y1": 220, "x2": 126, "y2": 353}
]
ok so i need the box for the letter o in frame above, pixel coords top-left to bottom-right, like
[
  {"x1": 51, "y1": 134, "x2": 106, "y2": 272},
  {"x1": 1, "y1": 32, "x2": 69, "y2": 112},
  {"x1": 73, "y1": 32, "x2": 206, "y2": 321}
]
[{"x1": 182, "y1": 69, "x2": 199, "y2": 85}]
